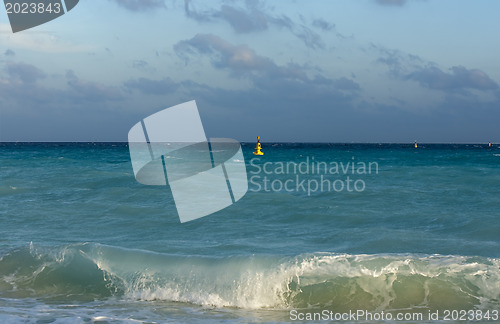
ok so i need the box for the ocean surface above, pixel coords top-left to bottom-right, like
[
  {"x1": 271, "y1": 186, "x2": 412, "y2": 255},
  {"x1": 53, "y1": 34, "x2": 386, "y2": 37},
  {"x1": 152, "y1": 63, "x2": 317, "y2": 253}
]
[{"x1": 0, "y1": 143, "x2": 499, "y2": 323}]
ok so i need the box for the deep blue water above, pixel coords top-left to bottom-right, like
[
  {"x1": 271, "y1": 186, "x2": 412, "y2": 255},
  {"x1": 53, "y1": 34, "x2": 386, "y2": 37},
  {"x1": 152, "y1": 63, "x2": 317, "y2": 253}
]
[{"x1": 1, "y1": 143, "x2": 499, "y2": 323}]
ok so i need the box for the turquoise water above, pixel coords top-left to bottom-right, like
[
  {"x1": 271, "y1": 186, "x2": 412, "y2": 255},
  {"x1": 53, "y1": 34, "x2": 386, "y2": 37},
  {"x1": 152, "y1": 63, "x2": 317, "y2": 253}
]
[{"x1": 1, "y1": 143, "x2": 499, "y2": 323}]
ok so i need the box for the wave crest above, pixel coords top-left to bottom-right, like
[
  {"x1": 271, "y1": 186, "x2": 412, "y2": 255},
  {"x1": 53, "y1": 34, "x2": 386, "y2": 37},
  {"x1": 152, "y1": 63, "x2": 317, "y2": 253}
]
[{"x1": 1, "y1": 244, "x2": 499, "y2": 311}]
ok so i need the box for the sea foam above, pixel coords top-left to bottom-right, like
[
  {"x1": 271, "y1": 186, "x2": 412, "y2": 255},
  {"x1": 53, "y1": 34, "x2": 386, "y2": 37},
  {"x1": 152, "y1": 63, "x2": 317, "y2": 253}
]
[{"x1": 1, "y1": 243, "x2": 499, "y2": 312}]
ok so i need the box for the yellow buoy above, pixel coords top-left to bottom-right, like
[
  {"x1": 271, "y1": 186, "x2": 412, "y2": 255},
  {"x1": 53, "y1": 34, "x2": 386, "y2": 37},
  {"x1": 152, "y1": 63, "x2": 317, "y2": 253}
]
[
  {"x1": 414, "y1": 140, "x2": 418, "y2": 148},
  {"x1": 253, "y1": 136, "x2": 264, "y2": 155},
  {"x1": 489, "y1": 141, "x2": 492, "y2": 147}
]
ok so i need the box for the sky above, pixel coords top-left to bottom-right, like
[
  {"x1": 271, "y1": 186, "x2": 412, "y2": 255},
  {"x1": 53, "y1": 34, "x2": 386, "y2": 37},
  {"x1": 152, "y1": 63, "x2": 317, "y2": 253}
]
[{"x1": 0, "y1": 0, "x2": 499, "y2": 143}]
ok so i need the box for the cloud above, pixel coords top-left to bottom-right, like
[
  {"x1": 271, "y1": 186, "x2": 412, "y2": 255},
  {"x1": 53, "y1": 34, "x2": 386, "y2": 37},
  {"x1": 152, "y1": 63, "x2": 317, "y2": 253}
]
[
  {"x1": 215, "y1": 4, "x2": 268, "y2": 33},
  {"x1": 109, "y1": 0, "x2": 166, "y2": 11},
  {"x1": 4, "y1": 49, "x2": 15, "y2": 56},
  {"x1": 173, "y1": 33, "x2": 338, "y2": 85},
  {"x1": 183, "y1": 0, "x2": 287, "y2": 32},
  {"x1": 126, "y1": 34, "x2": 362, "y2": 126},
  {"x1": 0, "y1": 62, "x2": 56, "y2": 109},
  {"x1": 407, "y1": 66, "x2": 498, "y2": 91},
  {"x1": 293, "y1": 25, "x2": 325, "y2": 49},
  {"x1": 375, "y1": 46, "x2": 424, "y2": 75},
  {"x1": 66, "y1": 70, "x2": 124, "y2": 101},
  {"x1": 333, "y1": 77, "x2": 361, "y2": 91},
  {"x1": 174, "y1": 34, "x2": 362, "y2": 92},
  {"x1": 0, "y1": 66, "x2": 122, "y2": 108},
  {"x1": 0, "y1": 62, "x2": 128, "y2": 141},
  {"x1": 0, "y1": 63, "x2": 56, "y2": 114},
  {"x1": 174, "y1": 33, "x2": 276, "y2": 75},
  {"x1": 183, "y1": 0, "x2": 325, "y2": 49},
  {"x1": 128, "y1": 34, "x2": 362, "y2": 117},
  {"x1": 184, "y1": 0, "x2": 212, "y2": 22},
  {"x1": 312, "y1": 18, "x2": 335, "y2": 31},
  {"x1": 6, "y1": 62, "x2": 46, "y2": 84},
  {"x1": 121, "y1": 73, "x2": 361, "y2": 140},
  {"x1": 375, "y1": 46, "x2": 498, "y2": 93}
]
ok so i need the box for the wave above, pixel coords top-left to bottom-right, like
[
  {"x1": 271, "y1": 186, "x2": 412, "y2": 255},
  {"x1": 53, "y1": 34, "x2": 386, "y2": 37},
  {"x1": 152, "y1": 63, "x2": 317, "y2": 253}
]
[{"x1": 1, "y1": 243, "x2": 499, "y2": 311}]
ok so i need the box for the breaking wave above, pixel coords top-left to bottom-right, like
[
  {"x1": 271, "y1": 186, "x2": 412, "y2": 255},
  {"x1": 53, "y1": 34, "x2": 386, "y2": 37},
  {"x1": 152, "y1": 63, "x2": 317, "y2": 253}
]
[{"x1": 1, "y1": 243, "x2": 499, "y2": 312}]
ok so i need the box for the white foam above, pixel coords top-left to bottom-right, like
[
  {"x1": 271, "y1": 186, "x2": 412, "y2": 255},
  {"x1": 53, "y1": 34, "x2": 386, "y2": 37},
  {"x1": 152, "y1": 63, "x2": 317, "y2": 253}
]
[
  {"x1": 87, "y1": 247, "x2": 500, "y2": 310},
  {"x1": 13, "y1": 244, "x2": 500, "y2": 311}
]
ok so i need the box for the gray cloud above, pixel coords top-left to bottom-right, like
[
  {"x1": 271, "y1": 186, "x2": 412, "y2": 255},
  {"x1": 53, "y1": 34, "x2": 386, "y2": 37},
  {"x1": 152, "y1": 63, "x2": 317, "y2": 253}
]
[
  {"x1": 173, "y1": 33, "x2": 338, "y2": 84},
  {"x1": 184, "y1": 0, "x2": 211, "y2": 22},
  {"x1": 333, "y1": 77, "x2": 361, "y2": 91},
  {"x1": 127, "y1": 34, "x2": 361, "y2": 116},
  {"x1": 215, "y1": 4, "x2": 268, "y2": 33},
  {"x1": 0, "y1": 64, "x2": 127, "y2": 141},
  {"x1": 174, "y1": 34, "x2": 361, "y2": 91},
  {"x1": 293, "y1": 25, "x2": 325, "y2": 49},
  {"x1": 119, "y1": 72, "x2": 500, "y2": 143},
  {"x1": 375, "y1": 46, "x2": 424, "y2": 76},
  {"x1": 109, "y1": 0, "x2": 165, "y2": 11},
  {"x1": 407, "y1": 66, "x2": 498, "y2": 91},
  {"x1": 66, "y1": 70, "x2": 123, "y2": 101},
  {"x1": 375, "y1": 46, "x2": 497, "y2": 93},
  {"x1": 184, "y1": 0, "x2": 325, "y2": 49},
  {"x1": 1, "y1": 55, "x2": 497, "y2": 142},
  {"x1": 174, "y1": 33, "x2": 278, "y2": 76},
  {"x1": 121, "y1": 73, "x2": 362, "y2": 142},
  {"x1": 1, "y1": 63, "x2": 60, "y2": 110},
  {"x1": 4, "y1": 49, "x2": 15, "y2": 56},
  {"x1": 312, "y1": 18, "x2": 335, "y2": 31},
  {"x1": 6, "y1": 62, "x2": 46, "y2": 84},
  {"x1": 0, "y1": 65, "x2": 122, "y2": 118}
]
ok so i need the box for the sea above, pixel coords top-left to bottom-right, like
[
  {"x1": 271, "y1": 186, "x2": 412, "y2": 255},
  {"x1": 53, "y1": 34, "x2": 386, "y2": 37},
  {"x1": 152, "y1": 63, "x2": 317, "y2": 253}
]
[{"x1": 0, "y1": 142, "x2": 499, "y2": 323}]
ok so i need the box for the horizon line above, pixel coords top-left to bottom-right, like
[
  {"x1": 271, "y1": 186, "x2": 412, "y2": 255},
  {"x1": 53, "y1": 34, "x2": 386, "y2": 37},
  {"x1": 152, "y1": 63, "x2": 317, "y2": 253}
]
[{"x1": 0, "y1": 141, "x2": 496, "y2": 145}]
